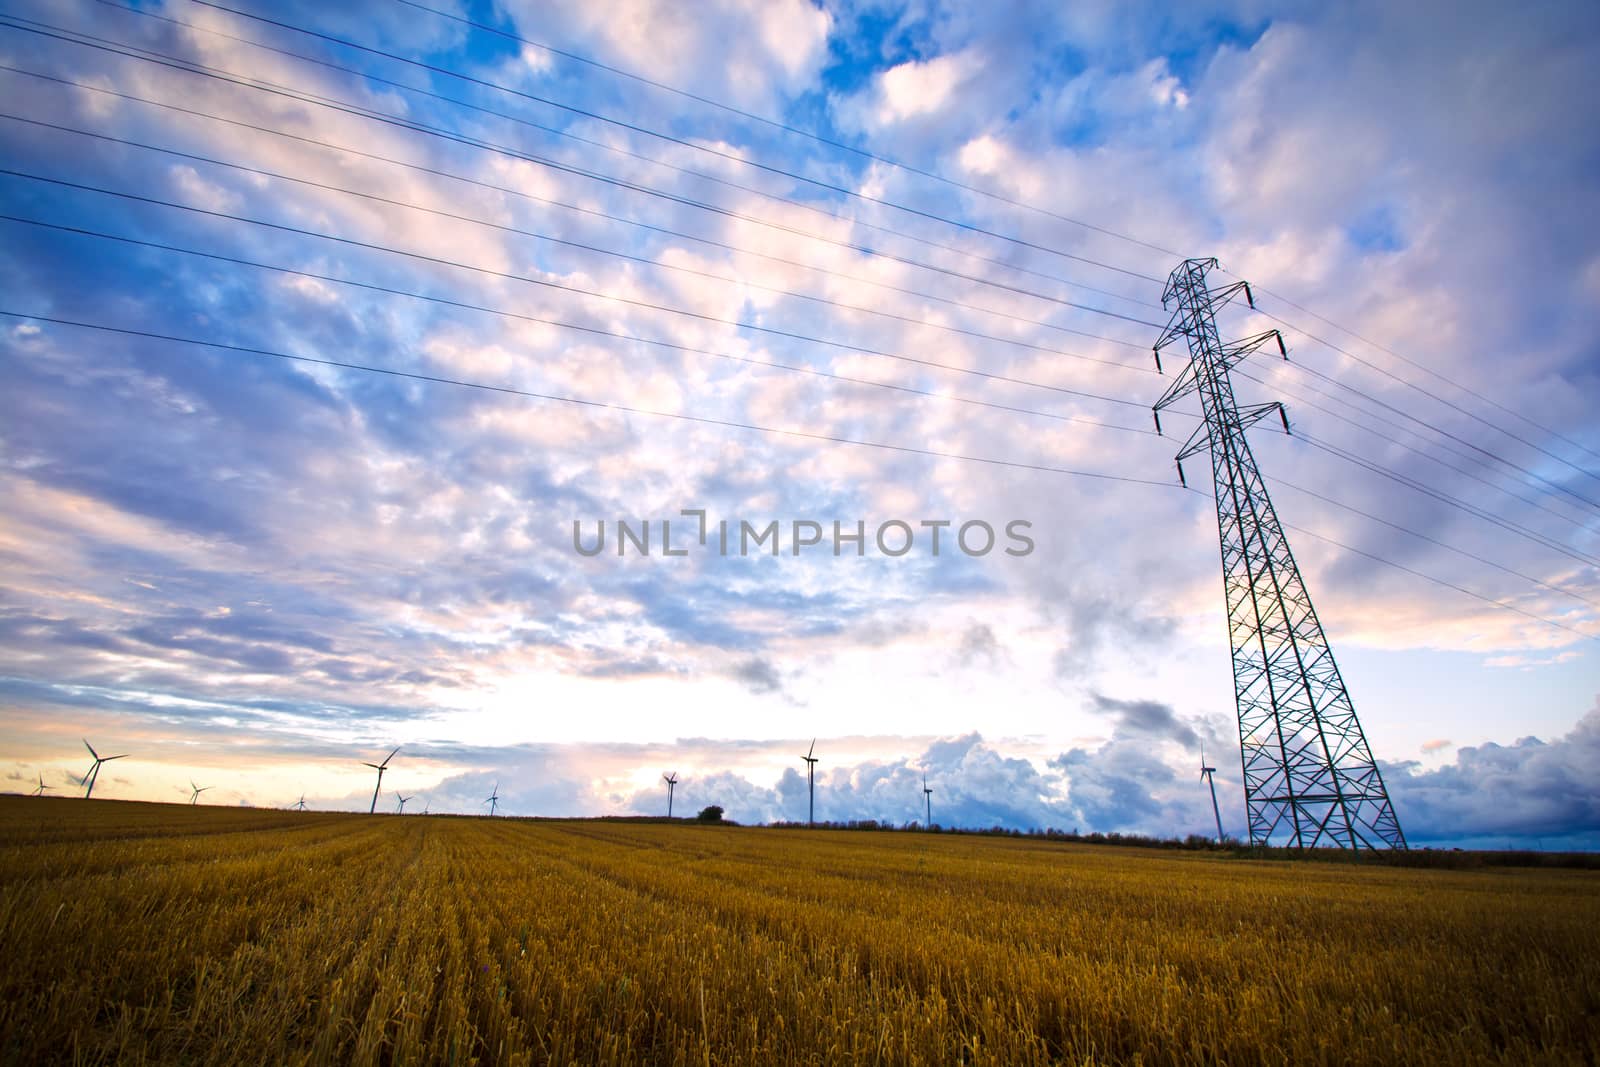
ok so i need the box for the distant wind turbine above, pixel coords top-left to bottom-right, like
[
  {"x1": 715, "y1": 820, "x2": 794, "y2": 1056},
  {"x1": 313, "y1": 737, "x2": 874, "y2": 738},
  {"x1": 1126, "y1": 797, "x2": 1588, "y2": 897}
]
[
  {"x1": 396, "y1": 794, "x2": 411, "y2": 814},
  {"x1": 1200, "y1": 743, "x2": 1224, "y2": 841},
  {"x1": 32, "y1": 773, "x2": 48, "y2": 796},
  {"x1": 79, "y1": 740, "x2": 127, "y2": 800},
  {"x1": 422, "y1": 798, "x2": 430, "y2": 815},
  {"x1": 923, "y1": 773, "x2": 933, "y2": 829},
  {"x1": 801, "y1": 739, "x2": 819, "y2": 827},
  {"x1": 663, "y1": 771, "x2": 679, "y2": 818},
  {"x1": 362, "y1": 747, "x2": 399, "y2": 814},
  {"x1": 485, "y1": 782, "x2": 500, "y2": 817},
  {"x1": 189, "y1": 781, "x2": 210, "y2": 805},
  {"x1": 293, "y1": 793, "x2": 307, "y2": 811}
]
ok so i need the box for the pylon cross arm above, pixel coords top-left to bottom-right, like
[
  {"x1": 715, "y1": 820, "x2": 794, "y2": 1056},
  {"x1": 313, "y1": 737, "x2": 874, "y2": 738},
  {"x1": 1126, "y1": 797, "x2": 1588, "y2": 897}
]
[
  {"x1": 1176, "y1": 421, "x2": 1212, "y2": 462},
  {"x1": 1219, "y1": 329, "x2": 1288, "y2": 369},
  {"x1": 1206, "y1": 280, "x2": 1255, "y2": 312},
  {"x1": 1152, "y1": 361, "x2": 1201, "y2": 428}
]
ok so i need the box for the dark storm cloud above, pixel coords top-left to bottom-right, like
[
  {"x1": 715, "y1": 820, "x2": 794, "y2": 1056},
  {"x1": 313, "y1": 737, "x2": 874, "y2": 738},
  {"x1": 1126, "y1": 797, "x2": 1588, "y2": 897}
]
[
  {"x1": 729, "y1": 656, "x2": 784, "y2": 695},
  {"x1": 1052, "y1": 740, "x2": 1182, "y2": 831},
  {"x1": 1387, "y1": 704, "x2": 1600, "y2": 845},
  {"x1": 955, "y1": 622, "x2": 1004, "y2": 668},
  {"x1": 1090, "y1": 692, "x2": 1200, "y2": 747},
  {"x1": 579, "y1": 654, "x2": 681, "y2": 680}
]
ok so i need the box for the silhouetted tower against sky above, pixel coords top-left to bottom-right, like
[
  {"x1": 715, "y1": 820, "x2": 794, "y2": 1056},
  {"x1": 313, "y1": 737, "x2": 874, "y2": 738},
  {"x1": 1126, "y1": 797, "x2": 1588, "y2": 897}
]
[
  {"x1": 1199, "y1": 744, "x2": 1224, "y2": 842},
  {"x1": 922, "y1": 773, "x2": 933, "y2": 829},
  {"x1": 1153, "y1": 257, "x2": 1405, "y2": 850},
  {"x1": 801, "y1": 740, "x2": 819, "y2": 827},
  {"x1": 663, "y1": 771, "x2": 678, "y2": 818}
]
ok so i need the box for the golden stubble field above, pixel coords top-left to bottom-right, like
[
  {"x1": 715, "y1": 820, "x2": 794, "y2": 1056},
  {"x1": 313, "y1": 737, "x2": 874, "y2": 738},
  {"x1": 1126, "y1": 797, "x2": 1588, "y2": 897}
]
[{"x1": 0, "y1": 797, "x2": 1595, "y2": 1065}]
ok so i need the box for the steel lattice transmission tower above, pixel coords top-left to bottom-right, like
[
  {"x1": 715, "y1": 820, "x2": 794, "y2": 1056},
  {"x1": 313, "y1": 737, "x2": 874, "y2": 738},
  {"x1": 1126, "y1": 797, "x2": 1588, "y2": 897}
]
[{"x1": 1152, "y1": 257, "x2": 1406, "y2": 850}]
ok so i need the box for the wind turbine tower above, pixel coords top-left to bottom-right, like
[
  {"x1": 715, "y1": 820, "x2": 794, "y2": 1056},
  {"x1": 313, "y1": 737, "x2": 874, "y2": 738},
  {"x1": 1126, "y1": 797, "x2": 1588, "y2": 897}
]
[
  {"x1": 79, "y1": 740, "x2": 127, "y2": 800},
  {"x1": 1200, "y1": 744, "x2": 1224, "y2": 842},
  {"x1": 923, "y1": 773, "x2": 933, "y2": 829},
  {"x1": 801, "y1": 739, "x2": 819, "y2": 827},
  {"x1": 362, "y1": 747, "x2": 399, "y2": 814},
  {"x1": 32, "y1": 773, "x2": 48, "y2": 796},
  {"x1": 663, "y1": 771, "x2": 679, "y2": 818},
  {"x1": 396, "y1": 794, "x2": 411, "y2": 814},
  {"x1": 294, "y1": 794, "x2": 307, "y2": 811},
  {"x1": 189, "y1": 781, "x2": 211, "y2": 805},
  {"x1": 485, "y1": 782, "x2": 500, "y2": 817}
]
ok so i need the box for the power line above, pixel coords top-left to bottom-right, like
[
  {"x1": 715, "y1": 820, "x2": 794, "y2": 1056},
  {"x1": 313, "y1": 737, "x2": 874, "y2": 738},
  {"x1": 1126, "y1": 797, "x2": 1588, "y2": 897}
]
[
  {"x1": 1284, "y1": 357, "x2": 1600, "y2": 512},
  {"x1": 3, "y1": 20, "x2": 1587, "y2": 646},
  {"x1": 0, "y1": 310, "x2": 1180, "y2": 486},
  {"x1": 1235, "y1": 365, "x2": 1597, "y2": 537},
  {"x1": 1266, "y1": 474, "x2": 1600, "y2": 611},
  {"x1": 186, "y1": 0, "x2": 1168, "y2": 286},
  {"x1": 90, "y1": 0, "x2": 1599, "y2": 511},
  {"x1": 20, "y1": 80, "x2": 1593, "y2": 571},
  {"x1": 24, "y1": 206, "x2": 1596, "y2": 627},
  {"x1": 389, "y1": 0, "x2": 1599, "y2": 498},
  {"x1": 0, "y1": 15, "x2": 1165, "y2": 332},
  {"x1": 386, "y1": 0, "x2": 1187, "y2": 262},
  {"x1": 0, "y1": 64, "x2": 1164, "y2": 357},
  {"x1": 4, "y1": 307, "x2": 1590, "y2": 642},
  {"x1": 0, "y1": 168, "x2": 1162, "y2": 412},
  {"x1": 1258, "y1": 304, "x2": 1600, "y2": 491},
  {"x1": 0, "y1": 109, "x2": 1155, "y2": 372},
  {"x1": 1277, "y1": 519, "x2": 1596, "y2": 644},
  {"x1": 9, "y1": 111, "x2": 1587, "y2": 604},
  {"x1": 1226, "y1": 316, "x2": 1600, "y2": 515},
  {"x1": 0, "y1": 211, "x2": 1171, "y2": 438},
  {"x1": 106, "y1": 0, "x2": 1151, "y2": 312},
  {"x1": 1229, "y1": 271, "x2": 1600, "y2": 468},
  {"x1": 9, "y1": 121, "x2": 1591, "y2": 610},
  {"x1": 1289, "y1": 430, "x2": 1600, "y2": 572}
]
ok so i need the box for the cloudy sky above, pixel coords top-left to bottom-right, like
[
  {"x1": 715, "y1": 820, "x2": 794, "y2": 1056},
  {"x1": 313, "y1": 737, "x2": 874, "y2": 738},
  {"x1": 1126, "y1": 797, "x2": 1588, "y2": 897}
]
[{"x1": 1, "y1": 0, "x2": 1596, "y2": 847}]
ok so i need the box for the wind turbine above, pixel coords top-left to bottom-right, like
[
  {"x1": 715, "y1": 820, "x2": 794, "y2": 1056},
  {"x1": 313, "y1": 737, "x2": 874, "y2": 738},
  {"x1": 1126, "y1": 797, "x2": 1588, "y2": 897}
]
[
  {"x1": 32, "y1": 773, "x2": 48, "y2": 797},
  {"x1": 362, "y1": 747, "x2": 399, "y2": 814},
  {"x1": 79, "y1": 740, "x2": 127, "y2": 800},
  {"x1": 663, "y1": 771, "x2": 679, "y2": 818},
  {"x1": 293, "y1": 794, "x2": 307, "y2": 811},
  {"x1": 422, "y1": 798, "x2": 431, "y2": 815},
  {"x1": 189, "y1": 781, "x2": 211, "y2": 805},
  {"x1": 485, "y1": 782, "x2": 500, "y2": 817},
  {"x1": 1200, "y1": 742, "x2": 1224, "y2": 841},
  {"x1": 923, "y1": 773, "x2": 933, "y2": 829},
  {"x1": 396, "y1": 794, "x2": 412, "y2": 814},
  {"x1": 801, "y1": 739, "x2": 819, "y2": 827}
]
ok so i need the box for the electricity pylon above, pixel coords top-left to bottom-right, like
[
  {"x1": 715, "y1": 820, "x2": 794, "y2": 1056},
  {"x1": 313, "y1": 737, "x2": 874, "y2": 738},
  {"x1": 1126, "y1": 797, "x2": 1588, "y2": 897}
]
[{"x1": 1153, "y1": 257, "x2": 1405, "y2": 850}]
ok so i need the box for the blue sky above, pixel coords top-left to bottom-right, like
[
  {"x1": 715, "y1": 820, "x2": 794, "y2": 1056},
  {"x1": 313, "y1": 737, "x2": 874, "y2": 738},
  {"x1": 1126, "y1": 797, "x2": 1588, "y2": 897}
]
[{"x1": 1, "y1": 0, "x2": 1598, "y2": 847}]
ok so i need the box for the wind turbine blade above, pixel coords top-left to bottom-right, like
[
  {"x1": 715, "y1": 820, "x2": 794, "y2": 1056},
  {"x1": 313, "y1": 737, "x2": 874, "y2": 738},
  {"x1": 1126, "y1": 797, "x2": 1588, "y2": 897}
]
[
  {"x1": 381, "y1": 746, "x2": 400, "y2": 767},
  {"x1": 808, "y1": 738, "x2": 816, "y2": 758},
  {"x1": 362, "y1": 762, "x2": 381, "y2": 769},
  {"x1": 84, "y1": 739, "x2": 98, "y2": 759}
]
